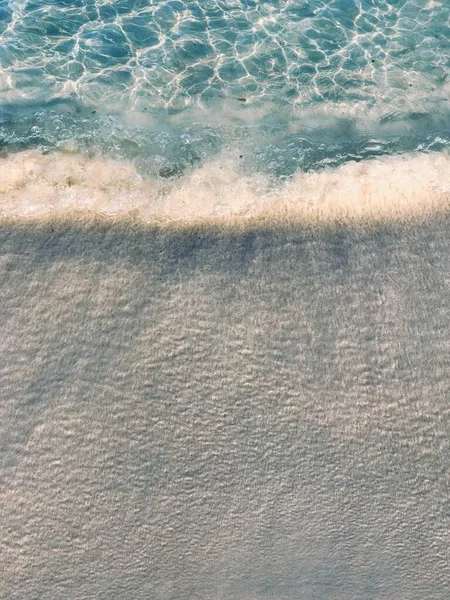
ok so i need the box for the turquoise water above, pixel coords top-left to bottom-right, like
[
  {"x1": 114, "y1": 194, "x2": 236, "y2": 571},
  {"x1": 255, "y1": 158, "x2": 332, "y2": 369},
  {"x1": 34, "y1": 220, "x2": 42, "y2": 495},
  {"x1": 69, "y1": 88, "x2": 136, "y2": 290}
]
[{"x1": 1, "y1": 0, "x2": 450, "y2": 178}]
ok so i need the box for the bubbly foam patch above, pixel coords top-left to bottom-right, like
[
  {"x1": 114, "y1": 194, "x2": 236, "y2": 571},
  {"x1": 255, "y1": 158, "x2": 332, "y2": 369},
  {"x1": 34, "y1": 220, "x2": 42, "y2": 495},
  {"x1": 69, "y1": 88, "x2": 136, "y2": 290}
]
[{"x1": 1, "y1": 150, "x2": 449, "y2": 226}]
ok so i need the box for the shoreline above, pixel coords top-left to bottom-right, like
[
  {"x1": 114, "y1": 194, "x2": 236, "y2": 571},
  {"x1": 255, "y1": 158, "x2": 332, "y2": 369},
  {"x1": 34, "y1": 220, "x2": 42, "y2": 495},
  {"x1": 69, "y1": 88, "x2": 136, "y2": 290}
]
[{"x1": 0, "y1": 149, "x2": 449, "y2": 228}]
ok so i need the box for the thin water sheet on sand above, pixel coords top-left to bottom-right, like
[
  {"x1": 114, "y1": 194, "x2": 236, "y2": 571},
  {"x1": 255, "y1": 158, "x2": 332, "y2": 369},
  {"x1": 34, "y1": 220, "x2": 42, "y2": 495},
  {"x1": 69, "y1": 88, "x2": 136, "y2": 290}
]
[{"x1": 1, "y1": 217, "x2": 449, "y2": 600}]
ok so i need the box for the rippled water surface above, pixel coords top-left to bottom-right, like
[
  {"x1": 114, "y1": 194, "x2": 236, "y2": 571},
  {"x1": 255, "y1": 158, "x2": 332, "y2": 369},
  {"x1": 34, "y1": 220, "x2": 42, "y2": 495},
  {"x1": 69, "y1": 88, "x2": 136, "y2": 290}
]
[{"x1": 1, "y1": 0, "x2": 450, "y2": 176}]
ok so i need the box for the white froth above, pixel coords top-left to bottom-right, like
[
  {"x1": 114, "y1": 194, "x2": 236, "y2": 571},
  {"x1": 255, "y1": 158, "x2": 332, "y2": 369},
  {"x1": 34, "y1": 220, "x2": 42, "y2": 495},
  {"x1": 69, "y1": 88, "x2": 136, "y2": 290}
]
[{"x1": 0, "y1": 149, "x2": 449, "y2": 226}]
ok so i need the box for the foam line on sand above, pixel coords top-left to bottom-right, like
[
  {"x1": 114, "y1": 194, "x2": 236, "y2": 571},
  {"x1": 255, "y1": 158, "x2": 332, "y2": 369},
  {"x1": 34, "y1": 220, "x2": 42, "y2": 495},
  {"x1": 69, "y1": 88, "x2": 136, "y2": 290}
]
[{"x1": 1, "y1": 150, "x2": 449, "y2": 227}]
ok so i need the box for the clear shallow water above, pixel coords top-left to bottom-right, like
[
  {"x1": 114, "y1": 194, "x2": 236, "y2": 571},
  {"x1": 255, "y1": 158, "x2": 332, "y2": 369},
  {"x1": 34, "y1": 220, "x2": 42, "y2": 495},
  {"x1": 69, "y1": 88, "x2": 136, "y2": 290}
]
[{"x1": 1, "y1": 0, "x2": 450, "y2": 179}]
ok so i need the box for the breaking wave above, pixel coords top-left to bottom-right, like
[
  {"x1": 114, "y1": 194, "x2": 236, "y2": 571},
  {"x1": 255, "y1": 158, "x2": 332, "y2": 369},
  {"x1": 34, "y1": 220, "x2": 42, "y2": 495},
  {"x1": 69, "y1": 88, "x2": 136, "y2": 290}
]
[{"x1": 1, "y1": 149, "x2": 450, "y2": 227}]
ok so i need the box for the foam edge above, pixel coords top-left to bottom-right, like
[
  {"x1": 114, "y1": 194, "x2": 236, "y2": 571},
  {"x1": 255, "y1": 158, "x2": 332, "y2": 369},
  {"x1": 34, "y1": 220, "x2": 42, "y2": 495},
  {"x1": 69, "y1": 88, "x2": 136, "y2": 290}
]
[{"x1": 0, "y1": 150, "x2": 449, "y2": 228}]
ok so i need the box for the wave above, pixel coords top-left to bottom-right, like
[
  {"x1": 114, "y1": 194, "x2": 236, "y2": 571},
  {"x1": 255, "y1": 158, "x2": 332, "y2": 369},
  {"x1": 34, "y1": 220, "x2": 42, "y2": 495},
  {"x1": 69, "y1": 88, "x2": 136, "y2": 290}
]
[{"x1": 1, "y1": 149, "x2": 450, "y2": 227}]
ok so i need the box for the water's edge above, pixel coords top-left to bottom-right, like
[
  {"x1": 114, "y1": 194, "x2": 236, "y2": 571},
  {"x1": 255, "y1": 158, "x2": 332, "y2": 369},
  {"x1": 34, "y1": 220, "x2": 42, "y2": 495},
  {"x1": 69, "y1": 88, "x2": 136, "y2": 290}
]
[{"x1": 1, "y1": 149, "x2": 450, "y2": 226}]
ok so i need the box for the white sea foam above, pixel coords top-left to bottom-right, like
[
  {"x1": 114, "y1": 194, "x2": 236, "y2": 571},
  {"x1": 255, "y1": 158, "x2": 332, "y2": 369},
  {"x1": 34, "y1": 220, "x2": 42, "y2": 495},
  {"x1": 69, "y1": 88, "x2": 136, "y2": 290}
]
[{"x1": 1, "y1": 149, "x2": 449, "y2": 227}]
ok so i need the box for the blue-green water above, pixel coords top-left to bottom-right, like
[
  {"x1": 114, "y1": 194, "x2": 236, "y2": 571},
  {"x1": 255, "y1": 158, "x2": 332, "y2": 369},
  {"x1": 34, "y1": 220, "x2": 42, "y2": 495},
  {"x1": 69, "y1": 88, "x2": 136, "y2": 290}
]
[{"x1": 1, "y1": 0, "x2": 450, "y2": 178}]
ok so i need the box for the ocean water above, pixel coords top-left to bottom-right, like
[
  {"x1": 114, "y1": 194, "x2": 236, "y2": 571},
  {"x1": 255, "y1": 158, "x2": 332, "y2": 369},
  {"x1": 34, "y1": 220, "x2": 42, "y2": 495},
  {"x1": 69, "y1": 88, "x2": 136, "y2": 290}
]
[
  {"x1": 1, "y1": 1, "x2": 450, "y2": 599},
  {"x1": 0, "y1": 0, "x2": 450, "y2": 221}
]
